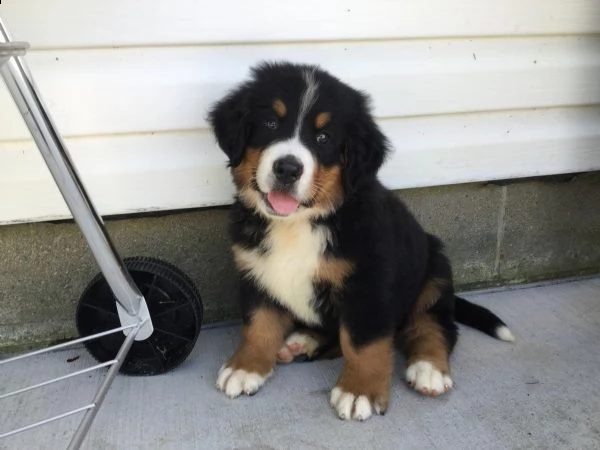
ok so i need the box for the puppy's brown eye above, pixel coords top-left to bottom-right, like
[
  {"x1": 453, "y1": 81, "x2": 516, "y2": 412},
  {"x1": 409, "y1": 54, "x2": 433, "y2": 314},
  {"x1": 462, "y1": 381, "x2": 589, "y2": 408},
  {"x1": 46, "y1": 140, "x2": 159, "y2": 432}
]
[
  {"x1": 316, "y1": 132, "x2": 329, "y2": 144},
  {"x1": 264, "y1": 119, "x2": 279, "y2": 130}
]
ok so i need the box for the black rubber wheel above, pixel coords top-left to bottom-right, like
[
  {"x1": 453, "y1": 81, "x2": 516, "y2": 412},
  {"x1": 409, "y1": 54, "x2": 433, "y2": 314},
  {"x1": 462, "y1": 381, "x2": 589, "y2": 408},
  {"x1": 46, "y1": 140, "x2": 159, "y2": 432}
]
[{"x1": 76, "y1": 256, "x2": 203, "y2": 375}]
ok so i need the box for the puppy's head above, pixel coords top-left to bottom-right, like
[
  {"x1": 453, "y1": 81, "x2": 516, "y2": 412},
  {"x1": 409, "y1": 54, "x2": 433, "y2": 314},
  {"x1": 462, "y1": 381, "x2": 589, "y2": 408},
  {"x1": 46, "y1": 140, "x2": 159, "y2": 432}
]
[{"x1": 208, "y1": 62, "x2": 389, "y2": 219}]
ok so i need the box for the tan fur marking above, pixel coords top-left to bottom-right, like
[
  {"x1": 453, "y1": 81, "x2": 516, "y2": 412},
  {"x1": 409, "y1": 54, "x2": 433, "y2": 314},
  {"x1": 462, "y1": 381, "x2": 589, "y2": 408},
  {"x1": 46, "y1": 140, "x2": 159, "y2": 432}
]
[
  {"x1": 412, "y1": 277, "x2": 449, "y2": 314},
  {"x1": 402, "y1": 312, "x2": 450, "y2": 374},
  {"x1": 336, "y1": 327, "x2": 394, "y2": 412},
  {"x1": 315, "y1": 112, "x2": 331, "y2": 129},
  {"x1": 273, "y1": 98, "x2": 287, "y2": 118},
  {"x1": 232, "y1": 148, "x2": 264, "y2": 211},
  {"x1": 225, "y1": 307, "x2": 293, "y2": 376},
  {"x1": 232, "y1": 147, "x2": 262, "y2": 189},
  {"x1": 310, "y1": 164, "x2": 344, "y2": 215},
  {"x1": 315, "y1": 257, "x2": 354, "y2": 289}
]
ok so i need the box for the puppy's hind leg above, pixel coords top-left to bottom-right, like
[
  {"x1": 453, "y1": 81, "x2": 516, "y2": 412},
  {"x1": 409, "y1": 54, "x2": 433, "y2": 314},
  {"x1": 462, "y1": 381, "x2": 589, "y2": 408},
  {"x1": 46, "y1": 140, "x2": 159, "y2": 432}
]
[
  {"x1": 277, "y1": 328, "x2": 340, "y2": 363},
  {"x1": 401, "y1": 309, "x2": 457, "y2": 397}
]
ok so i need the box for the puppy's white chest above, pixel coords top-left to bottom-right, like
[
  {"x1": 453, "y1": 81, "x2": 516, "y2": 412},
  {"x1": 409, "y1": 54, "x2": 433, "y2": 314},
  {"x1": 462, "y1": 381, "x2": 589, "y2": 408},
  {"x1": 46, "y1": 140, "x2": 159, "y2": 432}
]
[{"x1": 236, "y1": 221, "x2": 327, "y2": 325}]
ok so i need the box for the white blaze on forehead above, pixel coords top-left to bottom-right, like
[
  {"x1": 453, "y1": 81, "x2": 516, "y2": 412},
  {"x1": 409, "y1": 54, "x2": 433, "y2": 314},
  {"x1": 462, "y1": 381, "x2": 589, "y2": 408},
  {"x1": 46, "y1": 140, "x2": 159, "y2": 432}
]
[{"x1": 295, "y1": 68, "x2": 320, "y2": 137}]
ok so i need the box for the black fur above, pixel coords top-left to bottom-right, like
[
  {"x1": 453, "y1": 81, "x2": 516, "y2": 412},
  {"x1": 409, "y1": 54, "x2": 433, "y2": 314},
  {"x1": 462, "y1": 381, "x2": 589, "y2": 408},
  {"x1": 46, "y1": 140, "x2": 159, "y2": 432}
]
[
  {"x1": 208, "y1": 61, "x2": 511, "y2": 356},
  {"x1": 208, "y1": 85, "x2": 252, "y2": 167},
  {"x1": 342, "y1": 95, "x2": 390, "y2": 194},
  {"x1": 455, "y1": 296, "x2": 511, "y2": 339}
]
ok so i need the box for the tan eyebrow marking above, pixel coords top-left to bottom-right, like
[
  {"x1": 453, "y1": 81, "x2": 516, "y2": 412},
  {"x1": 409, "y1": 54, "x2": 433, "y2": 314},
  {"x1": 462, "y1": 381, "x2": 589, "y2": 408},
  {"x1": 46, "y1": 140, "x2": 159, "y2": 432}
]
[
  {"x1": 315, "y1": 112, "x2": 331, "y2": 129},
  {"x1": 273, "y1": 98, "x2": 287, "y2": 118}
]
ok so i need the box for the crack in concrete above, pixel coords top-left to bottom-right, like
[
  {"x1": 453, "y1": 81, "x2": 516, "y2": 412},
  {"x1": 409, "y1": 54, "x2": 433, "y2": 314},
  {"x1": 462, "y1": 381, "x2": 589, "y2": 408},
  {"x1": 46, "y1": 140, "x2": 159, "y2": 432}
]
[{"x1": 494, "y1": 186, "x2": 508, "y2": 276}]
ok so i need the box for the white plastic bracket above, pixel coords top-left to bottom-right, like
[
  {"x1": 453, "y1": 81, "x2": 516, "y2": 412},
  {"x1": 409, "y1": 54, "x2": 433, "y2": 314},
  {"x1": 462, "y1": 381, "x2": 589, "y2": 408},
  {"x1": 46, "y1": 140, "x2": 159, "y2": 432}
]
[{"x1": 116, "y1": 299, "x2": 153, "y2": 341}]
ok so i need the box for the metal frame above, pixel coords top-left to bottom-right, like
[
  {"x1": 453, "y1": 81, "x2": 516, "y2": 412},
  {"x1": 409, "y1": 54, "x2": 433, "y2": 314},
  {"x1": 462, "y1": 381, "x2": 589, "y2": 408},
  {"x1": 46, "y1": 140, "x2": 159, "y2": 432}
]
[{"x1": 0, "y1": 17, "x2": 153, "y2": 449}]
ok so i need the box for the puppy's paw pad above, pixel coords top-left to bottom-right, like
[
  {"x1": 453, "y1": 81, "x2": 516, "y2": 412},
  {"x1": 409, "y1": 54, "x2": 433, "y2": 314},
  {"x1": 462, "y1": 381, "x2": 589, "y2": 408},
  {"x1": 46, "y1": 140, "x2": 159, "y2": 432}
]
[
  {"x1": 277, "y1": 332, "x2": 320, "y2": 363},
  {"x1": 329, "y1": 387, "x2": 384, "y2": 421},
  {"x1": 406, "y1": 361, "x2": 452, "y2": 397},
  {"x1": 216, "y1": 366, "x2": 267, "y2": 398}
]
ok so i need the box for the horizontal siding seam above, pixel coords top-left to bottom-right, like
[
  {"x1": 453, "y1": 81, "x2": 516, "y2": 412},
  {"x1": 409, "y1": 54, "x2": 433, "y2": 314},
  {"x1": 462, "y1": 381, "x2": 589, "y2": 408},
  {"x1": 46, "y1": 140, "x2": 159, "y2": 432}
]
[
  {"x1": 21, "y1": 32, "x2": 600, "y2": 53},
  {"x1": 2, "y1": 103, "x2": 600, "y2": 144}
]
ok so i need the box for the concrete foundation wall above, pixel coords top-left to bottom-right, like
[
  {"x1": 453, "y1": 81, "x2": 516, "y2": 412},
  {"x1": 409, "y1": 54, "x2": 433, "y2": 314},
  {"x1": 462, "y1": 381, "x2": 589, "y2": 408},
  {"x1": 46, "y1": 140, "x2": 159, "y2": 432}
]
[{"x1": 1, "y1": 172, "x2": 599, "y2": 351}]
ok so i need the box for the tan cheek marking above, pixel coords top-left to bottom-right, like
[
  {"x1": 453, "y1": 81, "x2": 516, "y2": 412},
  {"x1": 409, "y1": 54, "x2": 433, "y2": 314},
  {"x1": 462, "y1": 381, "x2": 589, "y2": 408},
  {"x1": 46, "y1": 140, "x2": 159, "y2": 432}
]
[
  {"x1": 401, "y1": 313, "x2": 450, "y2": 375},
  {"x1": 311, "y1": 164, "x2": 344, "y2": 213},
  {"x1": 225, "y1": 307, "x2": 293, "y2": 376},
  {"x1": 232, "y1": 147, "x2": 262, "y2": 189},
  {"x1": 232, "y1": 148, "x2": 264, "y2": 211},
  {"x1": 336, "y1": 327, "x2": 394, "y2": 410},
  {"x1": 273, "y1": 98, "x2": 287, "y2": 118},
  {"x1": 315, "y1": 257, "x2": 354, "y2": 289},
  {"x1": 315, "y1": 112, "x2": 331, "y2": 129}
]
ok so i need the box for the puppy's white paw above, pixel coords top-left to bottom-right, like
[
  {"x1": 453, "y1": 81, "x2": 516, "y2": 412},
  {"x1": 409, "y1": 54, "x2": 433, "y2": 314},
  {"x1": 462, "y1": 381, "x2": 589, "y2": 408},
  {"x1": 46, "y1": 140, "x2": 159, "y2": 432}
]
[
  {"x1": 329, "y1": 387, "x2": 385, "y2": 421},
  {"x1": 406, "y1": 361, "x2": 453, "y2": 396},
  {"x1": 277, "y1": 331, "x2": 320, "y2": 363},
  {"x1": 216, "y1": 365, "x2": 269, "y2": 398}
]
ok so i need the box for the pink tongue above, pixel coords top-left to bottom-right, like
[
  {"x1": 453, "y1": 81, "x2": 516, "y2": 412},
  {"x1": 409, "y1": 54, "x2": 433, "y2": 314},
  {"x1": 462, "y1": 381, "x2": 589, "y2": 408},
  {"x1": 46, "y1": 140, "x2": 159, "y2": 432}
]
[{"x1": 267, "y1": 191, "x2": 300, "y2": 215}]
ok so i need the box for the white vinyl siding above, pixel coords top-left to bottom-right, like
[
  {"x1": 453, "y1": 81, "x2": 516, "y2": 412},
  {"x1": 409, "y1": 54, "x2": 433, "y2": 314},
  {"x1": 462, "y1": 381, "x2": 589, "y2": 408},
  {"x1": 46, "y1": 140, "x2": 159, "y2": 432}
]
[{"x1": 1, "y1": 1, "x2": 599, "y2": 224}]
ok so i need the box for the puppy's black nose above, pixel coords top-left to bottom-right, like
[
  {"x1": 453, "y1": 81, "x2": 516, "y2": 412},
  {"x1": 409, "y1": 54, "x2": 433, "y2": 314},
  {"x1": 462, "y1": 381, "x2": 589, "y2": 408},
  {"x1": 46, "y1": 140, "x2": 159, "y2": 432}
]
[{"x1": 273, "y1": 156, "x2": 303, "y2": 184}]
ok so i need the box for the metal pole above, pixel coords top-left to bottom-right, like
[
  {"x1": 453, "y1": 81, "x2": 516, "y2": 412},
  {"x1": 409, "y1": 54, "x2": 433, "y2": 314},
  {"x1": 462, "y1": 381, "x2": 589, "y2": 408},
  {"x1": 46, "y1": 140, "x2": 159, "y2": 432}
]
[
  {"x1": 0, "y1": 18, "x2": 152, "y2": 339},
  {"x1": 0, "y1": 323, "x2": 137, "y2": 365},
  {"x1": 67, "y1": 323, "x2": 141, "y2": 450},
  {"x1": 0, "y1": 405, "x2": 96, "y2": 440}
]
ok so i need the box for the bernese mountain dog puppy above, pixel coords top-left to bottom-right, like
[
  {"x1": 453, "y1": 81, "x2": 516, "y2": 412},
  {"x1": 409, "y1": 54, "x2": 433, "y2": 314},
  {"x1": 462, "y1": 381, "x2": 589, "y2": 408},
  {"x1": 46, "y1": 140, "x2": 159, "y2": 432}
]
[{"x1": 208, "y1": 61, "x2": 514, "y2": 421}]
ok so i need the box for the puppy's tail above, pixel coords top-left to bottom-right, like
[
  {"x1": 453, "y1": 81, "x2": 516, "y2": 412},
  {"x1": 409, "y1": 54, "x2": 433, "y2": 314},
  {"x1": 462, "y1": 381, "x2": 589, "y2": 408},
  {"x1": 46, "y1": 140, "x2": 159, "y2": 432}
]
[{"x1": 454, "y1": 296, "x2": 515, "y2": 342}]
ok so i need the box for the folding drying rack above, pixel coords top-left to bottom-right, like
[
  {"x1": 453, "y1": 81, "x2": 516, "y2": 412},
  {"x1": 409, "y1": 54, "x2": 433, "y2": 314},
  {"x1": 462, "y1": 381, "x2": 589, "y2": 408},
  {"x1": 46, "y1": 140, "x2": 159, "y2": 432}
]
[{"x1": 0, "y1": 18, "x2": 203, "y2": 449}]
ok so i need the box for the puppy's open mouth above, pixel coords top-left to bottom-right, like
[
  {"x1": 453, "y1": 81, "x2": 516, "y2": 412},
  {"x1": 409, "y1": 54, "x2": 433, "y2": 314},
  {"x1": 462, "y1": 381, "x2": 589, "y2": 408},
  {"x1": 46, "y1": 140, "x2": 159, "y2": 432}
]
[{"x1": 264, "y1": 191, "x2": 300, "y2": 216}]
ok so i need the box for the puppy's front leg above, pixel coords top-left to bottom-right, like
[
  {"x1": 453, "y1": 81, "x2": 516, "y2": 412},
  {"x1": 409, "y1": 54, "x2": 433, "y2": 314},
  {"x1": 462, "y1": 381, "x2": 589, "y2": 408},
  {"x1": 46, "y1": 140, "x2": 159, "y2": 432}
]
[
  {"x1": 330, "y1": 325, "x2": 394, "y2": 421},
  {"x1": 216, "y1": 306, "x2": 293, "y2": 398}
]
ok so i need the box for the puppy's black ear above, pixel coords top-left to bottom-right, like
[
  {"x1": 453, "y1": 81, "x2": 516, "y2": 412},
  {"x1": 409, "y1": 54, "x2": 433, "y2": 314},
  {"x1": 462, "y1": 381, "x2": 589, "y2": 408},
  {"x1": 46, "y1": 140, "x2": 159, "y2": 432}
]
[
  {"x1": 208, "y1": 84, "x2": 252, "y2": 167},
  {"x1": 343, "y1": 95, "x2": 390, "y2": 193}
]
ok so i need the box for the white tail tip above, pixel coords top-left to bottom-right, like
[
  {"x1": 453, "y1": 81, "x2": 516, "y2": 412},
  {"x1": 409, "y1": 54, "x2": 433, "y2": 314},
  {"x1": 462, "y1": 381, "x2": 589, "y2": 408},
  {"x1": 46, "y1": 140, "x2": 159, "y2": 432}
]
[{"x1": 496, "y1": 325, "x2": 515, "y2": 342}]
